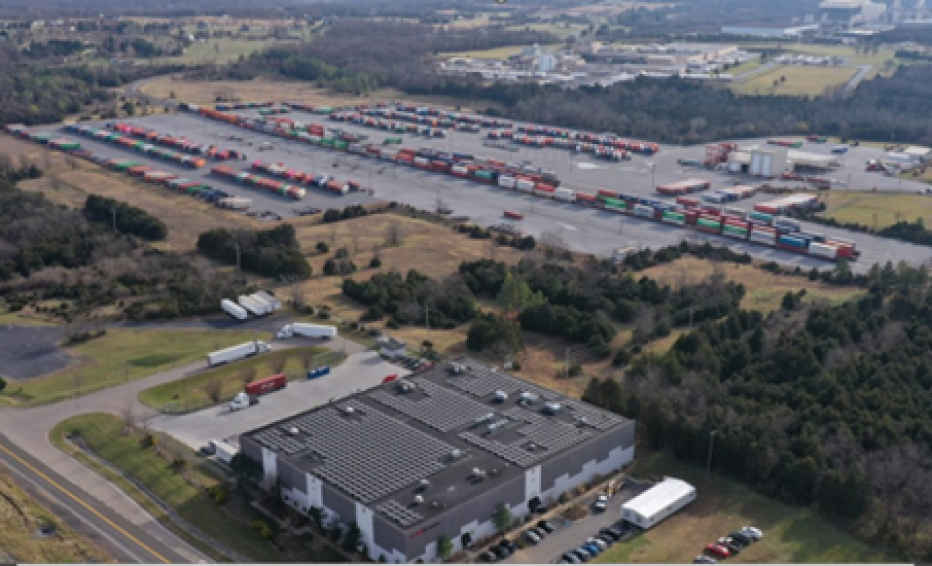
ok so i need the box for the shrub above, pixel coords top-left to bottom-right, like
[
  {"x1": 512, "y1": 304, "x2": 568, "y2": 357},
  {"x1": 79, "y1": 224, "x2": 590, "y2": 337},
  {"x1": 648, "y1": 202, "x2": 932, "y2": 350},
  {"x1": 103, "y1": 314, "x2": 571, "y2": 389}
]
[
  {"x1": 316, "y1": 241, "x2": 330, "y2": 254},
  {"x1": 370, "y1": 256, "x2": 382, "y2": 268},
  {"x1": 251, "y1": 520, "x2": 273, "y2": 539},
  {"x1": 0, "y1": 376, "x2": 5, "y2": 394},
  {"x1": 361, "y1": 305, "x2": 384, "y2": 322}
]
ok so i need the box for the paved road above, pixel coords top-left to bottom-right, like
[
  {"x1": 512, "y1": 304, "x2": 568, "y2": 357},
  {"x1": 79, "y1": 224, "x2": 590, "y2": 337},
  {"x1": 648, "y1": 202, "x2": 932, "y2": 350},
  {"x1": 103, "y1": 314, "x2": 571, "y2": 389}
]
[
  {"x1": 843, "y1": 65, "x2": 873, "y2": 96},
  {"x1": 0, "y1": 336, "x2": 363, "y2": 563},
  {"x1": 0, "y1": 434, "x2": 190, "y2": 563}
]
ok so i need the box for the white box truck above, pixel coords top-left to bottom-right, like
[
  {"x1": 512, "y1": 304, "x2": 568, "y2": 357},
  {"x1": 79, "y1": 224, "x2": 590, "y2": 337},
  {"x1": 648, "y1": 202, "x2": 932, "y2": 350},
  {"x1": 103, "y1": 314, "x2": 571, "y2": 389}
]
[
  {"x1": 208, "y1": 439, "x2": 239, "y2": 465},
  {"x1": 222, "y1": 299, "x2": 248, "y2": 321},
  {"x1": 207, "y1": 341, "x2": 270, "y2": 367},
  {"x1": 291, "y1": 323, "x2": 337, "y2": 339}
]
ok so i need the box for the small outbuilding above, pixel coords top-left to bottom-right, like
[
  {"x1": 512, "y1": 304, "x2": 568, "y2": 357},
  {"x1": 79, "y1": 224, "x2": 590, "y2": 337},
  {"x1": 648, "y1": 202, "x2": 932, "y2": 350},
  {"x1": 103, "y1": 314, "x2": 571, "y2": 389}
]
[
  {"x1": 620, "y1": 477, "x2": 696, "y2": 529},
  {"x1": 378, "y1": 336, "x2": 407, "y2": 358}
]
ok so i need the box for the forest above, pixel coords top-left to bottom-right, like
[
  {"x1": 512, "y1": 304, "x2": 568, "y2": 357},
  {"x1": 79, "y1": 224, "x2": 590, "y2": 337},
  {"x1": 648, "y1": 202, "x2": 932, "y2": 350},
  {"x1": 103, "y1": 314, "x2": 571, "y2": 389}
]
[
  {"x1": 196, "y1": 225, "x2": 312, "y2": 280},
  {"x1": 243, "y1": 20, "x2": 932, "y2": 145},
  {"x1": 83, "y1": 194, "x2": 168, "y2": 241},
  {"x1": 583, "y1": 261, "x2": 932, "y2": 559},
  {"x1": 0, "y1": 174, "x2": 244, "y2": 320}
]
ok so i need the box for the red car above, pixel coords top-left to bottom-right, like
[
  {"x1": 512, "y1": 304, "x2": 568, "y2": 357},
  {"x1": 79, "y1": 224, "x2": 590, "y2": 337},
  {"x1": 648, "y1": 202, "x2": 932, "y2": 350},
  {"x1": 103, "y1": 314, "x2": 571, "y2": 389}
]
[{"x1": 705, "y1": 544, "x2": 730, "y2": 558}]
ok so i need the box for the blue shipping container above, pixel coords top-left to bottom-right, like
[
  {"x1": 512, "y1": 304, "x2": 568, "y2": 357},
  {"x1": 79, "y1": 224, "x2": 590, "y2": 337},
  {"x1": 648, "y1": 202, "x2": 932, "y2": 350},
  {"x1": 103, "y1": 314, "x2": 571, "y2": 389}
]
[{"x1": 779, "y1": 235, "x2": 807, "y2": 248}]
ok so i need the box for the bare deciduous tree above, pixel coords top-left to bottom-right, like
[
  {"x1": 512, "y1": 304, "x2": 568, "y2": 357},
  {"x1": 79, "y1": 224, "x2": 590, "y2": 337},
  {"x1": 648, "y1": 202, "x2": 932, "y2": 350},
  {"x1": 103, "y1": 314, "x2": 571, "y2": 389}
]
[
  {"x1": 282, "y1": 276, "x2": 306, "y2": 310},
  {"x1": 120, "y1": 402, "x2": 135, "y2": 436},
  {"x1": 301, "y1": 349, "x2": 316, "y2": 372},
  {"x1": 204, "y1": 377, "x2": 224, "y2": 405},
  {"x1": 384, "y1": 220, "x2": 403, "y2": 247},
  {"x1": 240, "y1": 366, "x2": 257, "y2": 386},
  {"x1": 270, "y1": 353, "x2": 288, "y2": 375}
]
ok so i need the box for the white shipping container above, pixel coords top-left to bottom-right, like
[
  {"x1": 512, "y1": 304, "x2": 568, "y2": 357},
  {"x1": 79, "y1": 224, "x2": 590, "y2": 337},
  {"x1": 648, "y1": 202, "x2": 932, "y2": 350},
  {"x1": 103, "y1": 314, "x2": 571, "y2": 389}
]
[
  {"x1": 516, "y1": 179, "x2": 535, "y2": 193},
  {"x1": 253, "y1": 290, "x2": 282, "y2": 311},
  {"x1": 808, "y1": 242, "x2": 838, "y2": 260},
  {"x1": 633, "y1": 204, "x2": 655, "y2": 218},
  {"x1": 554, "y1": 187, "x2": 575, "y2": 202},
  {"x1": 290, "y1": 323, "x2": 338, "y2": 339},
  {"x1": 498, "y1": 175, "x2": 516, "y2": 189},
  {"x1": 413, "y1": 157, "x2": 429, "y2": 167},
  {"x1": 238, "y1": 295, "x2": 269, "y2": 316},
  {"x1": 749, "y1": 230, "x2": 777, "y2": 245}
]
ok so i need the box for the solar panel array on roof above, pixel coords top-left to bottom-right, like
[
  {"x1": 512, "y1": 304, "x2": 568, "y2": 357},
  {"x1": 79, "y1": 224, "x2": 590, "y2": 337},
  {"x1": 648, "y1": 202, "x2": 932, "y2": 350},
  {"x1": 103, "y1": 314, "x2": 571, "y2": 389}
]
[
  {"x1": 376, "y1": 500, "x2": 425, "y2": 528},
  {"x1": 446, "y1": 363, "x2": 560, "y2": 401},
  {"x1": 252, "y1": 405, "x2": 455, "y2": 503},
  {"x1": 368, "y1": 379, "x2": 492, "y2": 433},
  {"x1": 562, "y1": 399, "x2": 625, "y2": 431}
]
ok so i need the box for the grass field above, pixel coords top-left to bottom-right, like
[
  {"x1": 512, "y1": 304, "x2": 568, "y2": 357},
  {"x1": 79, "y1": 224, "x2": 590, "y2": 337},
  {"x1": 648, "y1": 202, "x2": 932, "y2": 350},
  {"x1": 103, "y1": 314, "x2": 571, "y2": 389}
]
[
  {"x1": 51, "y1": 414, "x2": 330, "y2": 562},
  {"x1": 596, "y1": 451, "x2": 896, "y2": 563},
  {"x1": 0, "y1": 470, "x2": 111, "y2": 563},
  {"x1": 443, "y1": 45, "x2": 529, "y2": 59},
  {"x1": 821, "y1": 190, "x2": 932, "y2": 228},
  {"x1": 732, "y1": 65, "x2": 857, "y2": 97},
  {"x1": 139, "y1": 346, "x2": 340, "y2": 412},
  {"x1": 728, "y1": 58, "x2": 763, "y2": 76},
  {"x1": 742, "y1": 43, "x2": 901, "y2": 79},
  {"x1": 160, "y1": 38, "x2": 288, "y2": 65},
  {"x1": 0, "y1": 329, "x2": 269, "y2": 407},
  {"x1": 642, "y1": 256, "x2": 863, "y2": 313}
]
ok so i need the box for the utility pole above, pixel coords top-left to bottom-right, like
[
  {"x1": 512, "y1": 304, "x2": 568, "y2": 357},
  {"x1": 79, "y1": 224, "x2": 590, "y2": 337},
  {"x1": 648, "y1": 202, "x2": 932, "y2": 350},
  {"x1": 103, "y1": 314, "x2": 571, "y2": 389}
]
[
  {"x1": 111, "y1": 205, "x2": 118, "y2": 233},
  {"x1": 425, "y1": 303, "x2": 431, "y2": 347},
  {"x1": 706, "y1": 430, "x2": 717, "y2": 481},
  {"x1": 235, "y1": 243, "x2": 242, "y2": 273}
]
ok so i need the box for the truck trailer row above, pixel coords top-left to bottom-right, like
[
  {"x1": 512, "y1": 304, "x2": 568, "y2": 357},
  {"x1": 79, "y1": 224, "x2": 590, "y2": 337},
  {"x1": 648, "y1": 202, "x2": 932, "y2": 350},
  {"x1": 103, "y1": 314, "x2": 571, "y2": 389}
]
[
  {"x1": 65, "y1": 124, "x2": 207, "y2": 168},
  {"x1": 107, "y1": 122, "x2": 244, "y2": 159}
]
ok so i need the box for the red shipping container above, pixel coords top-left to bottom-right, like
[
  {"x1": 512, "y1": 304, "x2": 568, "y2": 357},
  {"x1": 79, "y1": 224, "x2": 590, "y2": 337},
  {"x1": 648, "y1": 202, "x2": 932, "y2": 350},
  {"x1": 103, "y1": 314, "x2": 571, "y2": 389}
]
[
  {"x1": 676, "y1": 196, "x2": 699, "y2": 207},
  {"x1": 245, "y1": 374, "x2": 286, "y2": 397},
  {"x1": 504, "y1": 210, "x2": 524, "y2": 220}
]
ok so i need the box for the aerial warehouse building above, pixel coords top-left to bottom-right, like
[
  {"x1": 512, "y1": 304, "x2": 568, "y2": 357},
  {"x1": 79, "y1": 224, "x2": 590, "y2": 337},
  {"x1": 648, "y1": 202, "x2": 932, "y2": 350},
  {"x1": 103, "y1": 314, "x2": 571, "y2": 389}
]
[{"x1": 240, "y1": 357, "x2": 636, "y2": 563}]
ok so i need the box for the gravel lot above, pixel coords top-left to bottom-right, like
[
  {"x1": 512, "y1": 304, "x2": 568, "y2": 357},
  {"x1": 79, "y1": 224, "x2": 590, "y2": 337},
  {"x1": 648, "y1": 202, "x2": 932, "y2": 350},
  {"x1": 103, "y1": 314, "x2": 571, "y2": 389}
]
[
  {"x1": 0, "y1": 326, "x2": 70, "y2": 380},
  {"x1": 145, "y1": 350, "x2": 409, "y2": 451},
  {"x1": 34, "y1": 112, "x2": 932, "y2": 274}
]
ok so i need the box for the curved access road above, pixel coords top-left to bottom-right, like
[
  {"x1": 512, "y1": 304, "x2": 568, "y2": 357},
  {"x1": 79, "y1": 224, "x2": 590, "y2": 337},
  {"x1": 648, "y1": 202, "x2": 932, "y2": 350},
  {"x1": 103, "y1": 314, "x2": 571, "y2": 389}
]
[{"x1": 0, "y1": 336, "x2": 366, "y2": 563}]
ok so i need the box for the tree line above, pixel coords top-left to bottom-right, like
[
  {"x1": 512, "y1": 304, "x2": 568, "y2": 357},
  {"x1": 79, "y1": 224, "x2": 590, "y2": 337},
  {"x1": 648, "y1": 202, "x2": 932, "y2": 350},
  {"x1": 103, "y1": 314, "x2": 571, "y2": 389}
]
[
  {"x1": 84, "y1": 194, "x2": 168, "y2": 240},
  {"x1": 583, "y1": 262, "x2": 932, "y2": 559},
  {"x1": 196, "y1": 224, "x2": 312, "y2": 280},
  {"x1": 0, "y1": 175, "x2": 246, "y2": 320}
]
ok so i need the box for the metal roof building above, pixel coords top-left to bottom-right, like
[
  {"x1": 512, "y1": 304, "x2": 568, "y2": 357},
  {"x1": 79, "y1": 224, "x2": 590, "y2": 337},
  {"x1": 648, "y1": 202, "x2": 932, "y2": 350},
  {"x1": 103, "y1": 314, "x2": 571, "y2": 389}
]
[
  {"x1": 620, "y1": 477, "x2": 696, "y2": 529},
  {"x1": 240, "y1": 356, "x2": 636, "y2": 563}
]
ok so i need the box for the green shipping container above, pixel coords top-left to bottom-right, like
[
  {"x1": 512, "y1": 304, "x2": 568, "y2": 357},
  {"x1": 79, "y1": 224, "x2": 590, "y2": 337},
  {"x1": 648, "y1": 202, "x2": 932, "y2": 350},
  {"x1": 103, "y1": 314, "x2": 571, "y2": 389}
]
[
  {"x1": 334, "y1": 140, "x2": 348, "y2": 150},
  {"x1": 750, "y1": 212, "x2": 773, "y2": 224},
  {"x1": 663, "y1": 211, "x2": 685, "y2": 223},
  {"x1": 316, "y1": 107, "x2": 333, "y2": 114},
  {"x1": 602, "y1": 197, "x2": 627, "y2": 211},
  {"x1": 322, "y1": 138, "x2": 335, "y2": 146},
  {"x1": 697, "y1": 218, "x2": 721, "y2": 230},
  {"x1": 723, "y1": 224, "x2": 747, "y2": 237}
]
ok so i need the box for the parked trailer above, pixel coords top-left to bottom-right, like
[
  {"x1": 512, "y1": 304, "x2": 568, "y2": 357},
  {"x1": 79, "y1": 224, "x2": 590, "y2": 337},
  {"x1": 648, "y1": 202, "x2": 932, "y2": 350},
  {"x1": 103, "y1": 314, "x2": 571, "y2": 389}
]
[
  {"x1": 750, "y1": 226, "x2": 777, "y2": 246},
  {"x1": 290, "y1": 323, "x2": 338, "y2": 339},
  {"x1": 222, "y1": 299, "x2": 248, "y2": 321},
  {"x1": 238, "y1": 295, "x2": 270, "y2": 316},
  {"x1": 809, "y1": 242, "x2": 839, "y2": 260},
  {"x1": 504, "y1": 210, "x2": 524, "y2": 220},
  {"x1": 245, "y1": 373, "x2": 287, "y2": 397},
  {"x1": 253, "y1": 290, "x2": 282, "y2": 311},
  {"x1": 207, "y1": 341, "x2": 270, "y2": 366}
]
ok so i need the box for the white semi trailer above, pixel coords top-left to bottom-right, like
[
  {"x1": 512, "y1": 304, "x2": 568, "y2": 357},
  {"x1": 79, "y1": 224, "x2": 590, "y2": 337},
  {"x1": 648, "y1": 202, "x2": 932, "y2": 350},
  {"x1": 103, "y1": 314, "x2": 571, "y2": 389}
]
[
  {"x1": 238, "y1": 295, "x2": 270, "y2": 316},
  {"x1": 222, "y1": 299, "x2": 248, "y2": 321},
  {"x1": 207, "y1": 341, "x2": 270, "y2": 367},
  {"x1": 277, "y1": 323, "x2": 337, "y2": 340}
]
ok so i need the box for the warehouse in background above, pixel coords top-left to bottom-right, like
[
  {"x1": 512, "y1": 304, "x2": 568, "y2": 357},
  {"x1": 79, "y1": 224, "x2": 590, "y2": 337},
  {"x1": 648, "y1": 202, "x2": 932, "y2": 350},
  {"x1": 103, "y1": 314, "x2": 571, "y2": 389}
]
[{"x1": 239, "y1": 356, "x2": 636, "y2": 563}]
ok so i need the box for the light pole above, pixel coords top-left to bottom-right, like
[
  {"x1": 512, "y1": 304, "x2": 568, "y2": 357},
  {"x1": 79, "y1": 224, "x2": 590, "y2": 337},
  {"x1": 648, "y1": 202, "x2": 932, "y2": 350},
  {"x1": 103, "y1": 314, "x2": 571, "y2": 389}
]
[
  {"x1": 706, "y1": 430, "x2": 717, "y2": 481},
  {"x1": 648, "y1": 162, "x2": 656, "y2": 190}
]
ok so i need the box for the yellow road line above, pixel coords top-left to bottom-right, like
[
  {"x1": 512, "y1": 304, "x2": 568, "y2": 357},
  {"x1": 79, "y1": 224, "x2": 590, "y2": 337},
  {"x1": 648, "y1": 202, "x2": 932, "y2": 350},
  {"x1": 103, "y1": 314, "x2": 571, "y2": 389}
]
[{"x1": 0, "y1": 442, "x2": 170, "y2": 564}]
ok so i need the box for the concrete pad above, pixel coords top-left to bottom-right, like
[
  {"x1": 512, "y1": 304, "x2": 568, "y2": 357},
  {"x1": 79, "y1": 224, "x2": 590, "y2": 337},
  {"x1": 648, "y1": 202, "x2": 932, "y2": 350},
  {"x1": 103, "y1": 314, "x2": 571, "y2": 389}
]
[{"x1": 146, "y1": 351, "x2": 409, "y2": 450}]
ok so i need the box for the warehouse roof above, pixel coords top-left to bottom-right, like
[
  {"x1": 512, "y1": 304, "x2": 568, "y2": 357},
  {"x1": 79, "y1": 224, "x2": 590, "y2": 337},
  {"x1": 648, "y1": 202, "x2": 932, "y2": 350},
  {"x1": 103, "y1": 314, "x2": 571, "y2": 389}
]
[
  {"x1": 621, "y1": 477, "x2": 695, "y2": 520},
  {"x1": 242, "y1": 356, "x2": 631, "y2": 528}
]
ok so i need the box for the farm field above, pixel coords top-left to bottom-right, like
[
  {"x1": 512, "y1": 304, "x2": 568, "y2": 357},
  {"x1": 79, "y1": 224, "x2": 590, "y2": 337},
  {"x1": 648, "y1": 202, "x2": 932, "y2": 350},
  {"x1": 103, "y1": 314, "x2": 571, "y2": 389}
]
[
  {"x1": 0, "y1": 329, "x2": 269, "y2": 407},
  {"x1": 51, "y1": 414, "x2": 332, "y2": 563},
  {"x1": 0, "y1": 470, "x2": 111, "y2": 563},
  {"x1": 642, "y1": 256, "x2": 863, "y2": 313},
  {"x1": 743, "y1": 43, "x2": 900, "y2": 78},
  {"x1": 821, "y1": 190, "x2": 932, "y2": 228},
  {"x1": 161, "y1": 38, "x2": 271, "y2": 64},
  {"x1": 731, "y1": 65, "x2": 857, "y2": 97},
  {"x1": 443, "y1": 45, "x2": 530, "y2": 59},
  {"x1": 595, "y1": 451, "x2": 897, "y2": 564}
]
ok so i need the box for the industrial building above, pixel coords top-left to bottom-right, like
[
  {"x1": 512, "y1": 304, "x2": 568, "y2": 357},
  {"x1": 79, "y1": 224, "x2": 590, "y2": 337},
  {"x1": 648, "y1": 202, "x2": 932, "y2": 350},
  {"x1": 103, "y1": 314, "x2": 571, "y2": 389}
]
[
  {"x1": 239, "y1": 357, "x2": 636, "y2": 563},
  {"x1": 620, "y1": 477, "x2": 696, "y2": 530},
  {"x1": 726, "y1": 145, "x2": 840, "y2": 175},
  {"x1": 819, "y1": 0, "x2": 887, "y2": 24}
]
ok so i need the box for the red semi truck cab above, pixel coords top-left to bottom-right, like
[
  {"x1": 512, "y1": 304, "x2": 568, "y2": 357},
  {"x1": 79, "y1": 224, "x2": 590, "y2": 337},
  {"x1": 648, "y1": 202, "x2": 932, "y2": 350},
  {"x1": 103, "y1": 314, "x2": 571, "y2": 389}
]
[
  {"x1": 503, "y1": 210, "x2": 524, "y2": 220},
  {"x1": 245, "y1": 373, "x2": 287, "y2": 397}
]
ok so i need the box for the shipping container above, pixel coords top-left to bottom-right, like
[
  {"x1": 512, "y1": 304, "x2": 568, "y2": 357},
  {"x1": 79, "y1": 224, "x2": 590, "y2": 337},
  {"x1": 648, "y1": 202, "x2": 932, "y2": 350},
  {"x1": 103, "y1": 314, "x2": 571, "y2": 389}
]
[
  {"x1": 633, "y1": 204, "x2": 655, "y2": 219},
  {"x1": 602, "y1": 197, "x2": 627, "y2": 213},
  {"x1": 722, "y1": 222, "x2": 749, "y2": 240},
  {"x1": 696, "y1": 217, "x2": 722, "y2": 234},
  {"x1": 750, "y1": 211, "x2": 773, "y2": 225},
  {"x1": 663, "y1": 211, "x2": 686, "y2": 225},
  {"x1": 809, "y1": 242, "x2": 839, "y2": 260},
  {"x1": 504, "y1": 210, "x2": 524, "y2": 220},
  {"x1": 245, "y1": 373, "x2": 287, "y2": 397},
  {"x1": 749, "y1": 227, "x2": 777, "y2": 246},
  {"x1": 777, "y1": 235, "x2": 808, "y2": 251}
]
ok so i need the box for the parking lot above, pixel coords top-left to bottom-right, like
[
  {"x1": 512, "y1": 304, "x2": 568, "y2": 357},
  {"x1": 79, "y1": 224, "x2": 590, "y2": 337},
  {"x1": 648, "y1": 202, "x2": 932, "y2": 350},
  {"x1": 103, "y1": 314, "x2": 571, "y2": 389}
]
[
  {"x1": 34, "y1": 111, "x2": 932, "y2": 274},
  {"x1": 500, "y1": 480, "x2": 651, "y2": 564},
  {"x1": 145, "y1": 350, "x2": 408, "y2": 451}
]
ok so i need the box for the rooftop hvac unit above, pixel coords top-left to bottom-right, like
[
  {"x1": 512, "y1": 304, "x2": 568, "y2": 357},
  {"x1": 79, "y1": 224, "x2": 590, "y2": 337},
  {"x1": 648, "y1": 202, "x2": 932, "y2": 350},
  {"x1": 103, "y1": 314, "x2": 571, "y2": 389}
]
[
  {"x1": 414, "y1": 495, "x2": 424, "y2": 505},
  {"x1": 448, "y1": 449, "x2": 464, "y2": 461},
  {"x1": 577, "y1": 417, "x2": 590, "y2": 427},
  {"x1": 494, "y1": 390, "x2": 509, "y2": 403},
  {"x1": 475, "y1": 413, "x2": 495, "y2": 426},
  {"x1": 288, "y1": 427, "x2": 300, "y2": 436},
  {"x1": 419, "y1": 479, "x2": 430, "y2": 491},
  {"x1": 342, "y1": 406, "x2": 355, "y2": 416}
]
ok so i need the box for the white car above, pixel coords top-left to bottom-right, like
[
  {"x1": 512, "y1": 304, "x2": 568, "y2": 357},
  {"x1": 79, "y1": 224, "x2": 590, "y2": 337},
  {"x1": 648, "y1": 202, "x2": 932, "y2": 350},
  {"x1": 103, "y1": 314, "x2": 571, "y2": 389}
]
[
  {"x1": 593, "y1": 494, "x2": 609, "y2": 512},
  {"x1": 524, "y1": 530, "x2": 541, "y2": 544},
  {"x1": 587, "y1": 537, "x2": 608, "y2": 551},
  {"x1": 741, "y1": 526, "x2": 763, "y2": 541}
]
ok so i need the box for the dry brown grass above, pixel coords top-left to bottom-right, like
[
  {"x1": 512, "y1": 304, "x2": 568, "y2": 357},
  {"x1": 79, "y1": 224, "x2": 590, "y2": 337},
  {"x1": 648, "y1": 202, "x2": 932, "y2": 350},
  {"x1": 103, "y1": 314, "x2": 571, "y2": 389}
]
[
  {"x1": 642, "y1": 256, "x2": 863, "y2": 313},
  {"x1": 0, "y1": 470, "x2": 112, "y2": 563},
  {"x1": 141, "y1": 76, "x2": 502, "y2": 113}
]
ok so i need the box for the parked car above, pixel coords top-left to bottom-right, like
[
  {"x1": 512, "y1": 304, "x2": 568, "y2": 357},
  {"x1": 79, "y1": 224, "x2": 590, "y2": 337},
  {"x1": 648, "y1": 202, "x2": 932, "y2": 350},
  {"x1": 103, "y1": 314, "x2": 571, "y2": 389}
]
[
  {"x1": 500, "y1": 539, "x2": 516, "y2": 553},
  {"x1": 728, "y1": 531, "x2": 753, "y2": 546},
  {"x1": 562, "y1": 552, "x2": 581, "y2": 564},
  {"x1": 478, "y1": 550, "x2": 497, "y2": 562},
  {"x1": 588, "y1": 537, "x2": 608, "y2": 551},
  {"x1": 717, "y1": 537, "x2": 741, "y2": 555},
  {"x1": 538, "y1": 520, "x2": 556, "y2": 534},
  {"x1": 600, "y1": 527, "x2": 623, "y2": 541},
  {"x1": 573, "y1": 547, "x2": 592, "y2": 561},
  {"x1": 492, "y1": 545, "x2": 510, "y2": 560},
  {"x1": 525, "y1": 530, "x2": 541, "y2": 544},
  {"x1": 741, "y1": 526, "x2": 763, "y2": 541},
  {"x1": 593, "y1": 494, "x2": 609, "y2": 512},
  {"x1": 705, "y1": 544, "x2": 730, "y2": 558},
  {"x1": 582, "y1": 543, "x2": 601, "y2": 556},
  {"x1": 595, "y1": 534, "x2": 614, "y2": 547},
  {"x1": 694, "y1": 555, "x2": 717, "y2": 564}
]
